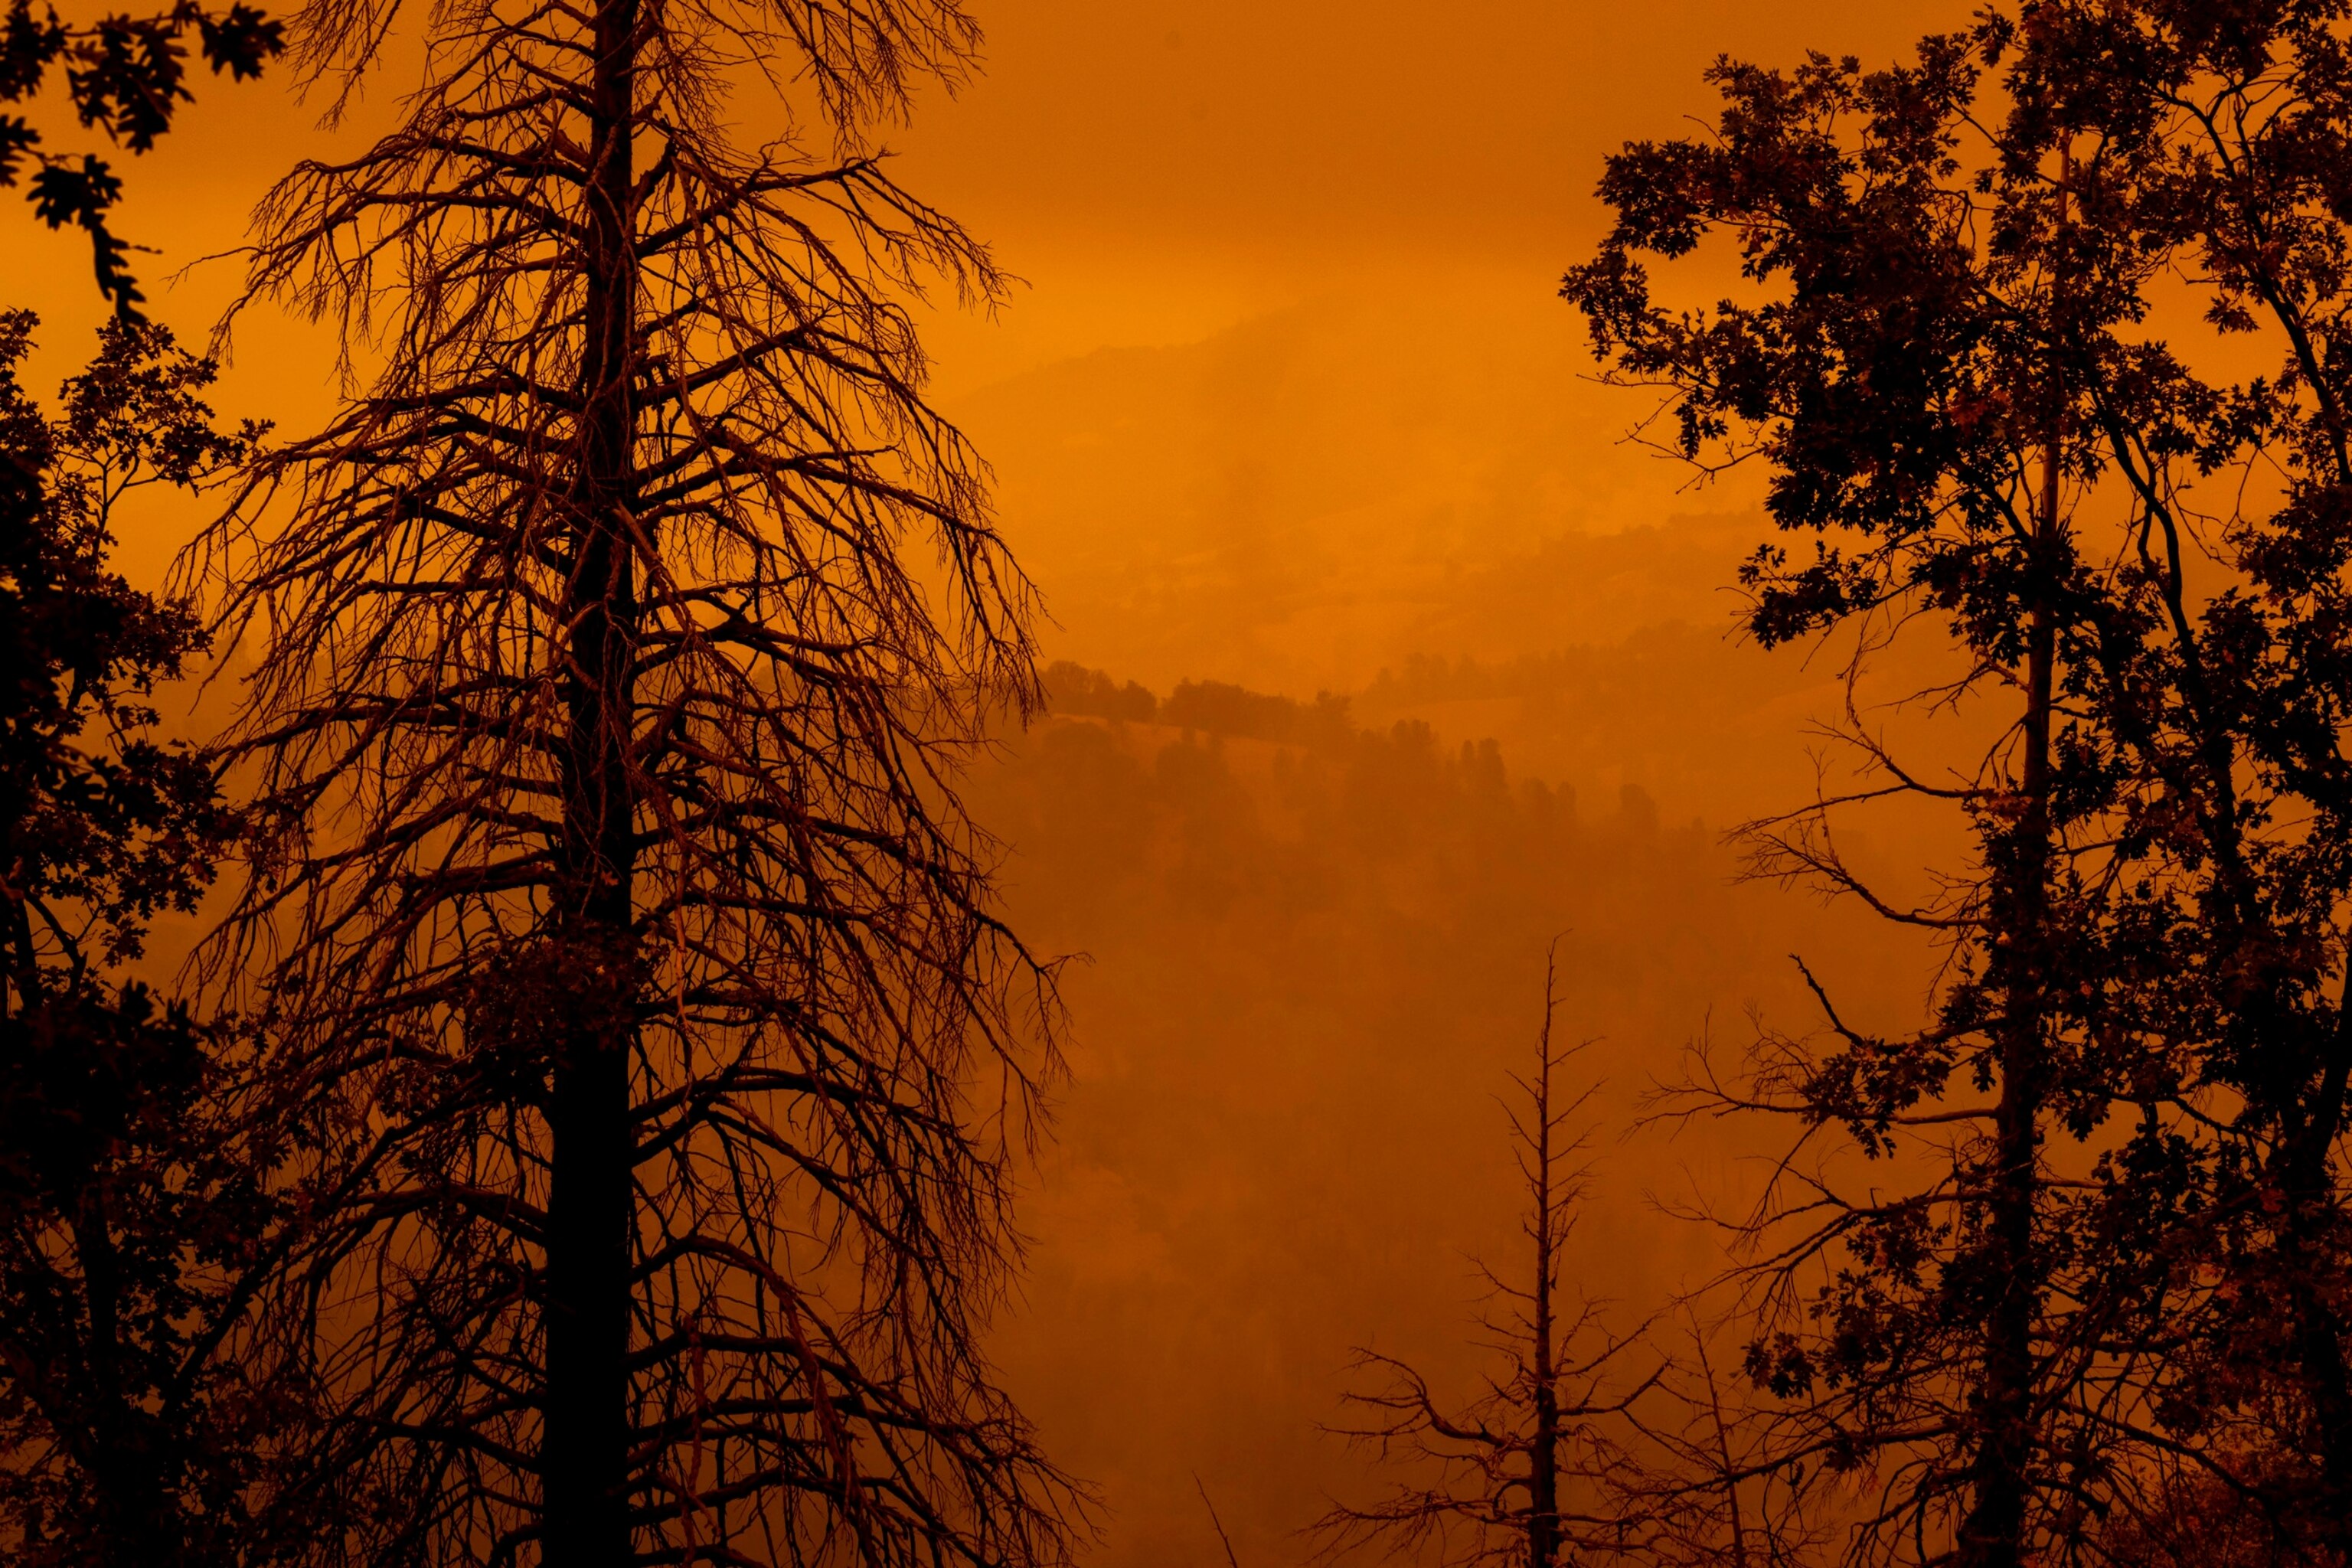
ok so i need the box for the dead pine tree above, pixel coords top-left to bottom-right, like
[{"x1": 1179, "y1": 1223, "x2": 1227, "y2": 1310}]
[
  {"x1": 178, "y1": 0, "x2": 1083, "y2": 1563},
  {"x1": 1313, "y1": 943, "x2": 1652, "y2": 1568},
  {"x1": 1613, "y1": 1302, "x2": 1851, "y2": 1568}
]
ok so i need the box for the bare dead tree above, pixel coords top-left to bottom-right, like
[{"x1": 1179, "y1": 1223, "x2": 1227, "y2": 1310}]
[
  {"x1": 1610, "y1": 1306, "x2": 1844, "y2": 1568},
  {"x1": 1312, "y1": 942, "x2": 1653, "y2": 1568},
  {"x1": 173, "y1": 0, "x2": 1083, "y2": 1563},
  {"x1": 1195, "y1": 1475, "x2": 1243, "y2": 1568}
]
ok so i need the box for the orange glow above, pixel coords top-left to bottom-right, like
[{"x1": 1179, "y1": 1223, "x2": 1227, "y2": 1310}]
[{"x1": 7, "y1": 3, "x2": 1985, "y2": 1562}]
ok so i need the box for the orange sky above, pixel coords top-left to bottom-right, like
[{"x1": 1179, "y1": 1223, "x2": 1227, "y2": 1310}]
[
  {"x1": 12, "y1": 5, "x2": 1981, "y2": 1563},
  {"x1": 895, "y1": 0, "x2": 1971, "y2": 388},
  {"x1": 11, "y1": 0, "x2": 1975, "y2": 756},
  {"x1": 15, "y1": 0, "x2": 1975, "y2": 710},
  {"x1": 16, "y1": 0, "x2": 1970, "y2": 416}
]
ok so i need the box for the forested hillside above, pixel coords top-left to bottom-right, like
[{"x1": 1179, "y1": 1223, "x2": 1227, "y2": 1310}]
[{"x1": 972, "y1": 671, "x2": 1931, "y2": 1566}]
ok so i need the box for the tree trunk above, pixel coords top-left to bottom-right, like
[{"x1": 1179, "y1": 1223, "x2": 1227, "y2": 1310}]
[
  {"x1": 541, "y1": 0, "x2": 640, "y2": 1555},
  {"x1": 1959, "y1": 602, "x2": 2050, "y2": 1568},
  {"x1": 1527, "y1": 1016, "x2": 1559, "y2": 1568},
  {"x1": 4, "y1": 897, "x2": 38, "y2": 1020},
  {"x1": 2280, "y1": 1013, "x2": 2352, "y2": 1547},
  {"x1": 1959, "y1": 162, "x2": 2066, "y2": 1568},
  {"x1": 73, "y1": 1186, "x2": 183, "y2": 1568}
]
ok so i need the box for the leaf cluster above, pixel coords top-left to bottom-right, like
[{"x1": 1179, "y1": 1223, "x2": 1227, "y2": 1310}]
[
  {"x1": 0, "y1": 312, "x2": 298, "y2": 1568},
  {"x1": 0, "y1": 0, "x2": 282, "y2": 317}
]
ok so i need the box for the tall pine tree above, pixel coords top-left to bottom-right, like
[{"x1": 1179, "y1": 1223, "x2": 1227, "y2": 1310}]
[{"x1": 182, "y1": 0, "x2": 1081, "y2": 1562}]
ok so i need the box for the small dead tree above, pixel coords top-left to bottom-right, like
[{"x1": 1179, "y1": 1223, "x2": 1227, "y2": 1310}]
[
  {"x1": 1314, "y1": 943, "x2": 1651, "y2": 1568},
  {"x1": 178, "y1": 0, "x2": 1083, "y2": 1563},
  {"x1": 1615, "y1": 1310, "x2": 1841, "y2": 1568}
]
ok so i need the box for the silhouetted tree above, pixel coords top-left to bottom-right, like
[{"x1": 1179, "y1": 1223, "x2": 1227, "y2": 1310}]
[
  {"x1": 1314, "y1": 945, "x2": 1650, "y2": 1568},
  {"x1": 0, "y1": 310, "x2": 303, "y2": 1566},
  {"x1": 179, "y1": 0, "x2": 1082, "y2": 1563},
  {"x1": 1, "y1": 0, "x2": 283, "y2": 316},
  {"x1": 1979, "y1": 14, "x2": 2352, "y2": 1549},
  {"x1": 1561, "y1": 3, "x2": 2352, "y2": 1561},
  {"x1": 1041, "y1": 662, "x2": 1158, "y2": 727},
  {"x1": 1618, "y1": 1315, "x2": 1832, "y2": 1568}
]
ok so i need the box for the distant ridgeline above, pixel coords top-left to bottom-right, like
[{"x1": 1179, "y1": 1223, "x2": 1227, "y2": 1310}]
[
  {"x1": 1046, "y1": 662, "x2": 1354, "y2": 752},
  {"x1": 1034, "y1": 660, "x2": 1651, "y2": 830},
  {"x1": 1360, "y1": 650, "x2": 1603, "y2": 708}
]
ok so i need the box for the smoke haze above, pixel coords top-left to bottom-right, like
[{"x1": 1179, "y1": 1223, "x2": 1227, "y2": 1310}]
[{"x1": 8, "y1": 2, "x2": 1984, "y2": 1561}]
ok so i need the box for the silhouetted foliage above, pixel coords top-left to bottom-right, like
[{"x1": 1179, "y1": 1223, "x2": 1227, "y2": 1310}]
[
  {"x1": 1044, "y1": 662, "x2": 1159, "y2": 726},
  {"x1": 1566, "y1": 2, "x2": 2352, "y2": 1563},
  {"x1": 1161, "y1": 681, "x2": 1357, "y2": 755},
  {"x1": 0, "y1": 312, "x2": 302, "y2": 1566},
  {"x1": 2091, "y1": 1447, "x2": 2328, "y2": 1568},
  {"x1": 0, "y1": 311, "x2": 240, "y2": 984},
  {"x1": 1, "y1": 0, "x2": 283, "y2": 316},
  {"x1": 1046, "y1": 662, "x2": 1364, "y2": 752}
]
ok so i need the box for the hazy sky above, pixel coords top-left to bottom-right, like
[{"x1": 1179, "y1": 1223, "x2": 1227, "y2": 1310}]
[
  {"x1": 18, "y1": 0, "x2": 1968, "y2": 407},
  {"x1": 14, "y1": 6, "x2": 1981, "y2": 1564},
  {"x1": 892, "y1": 0, "x2": 1972, "y2": 390},
  {"x1": 16, "y1": 0, "x2": 1971, "y2": 662}
]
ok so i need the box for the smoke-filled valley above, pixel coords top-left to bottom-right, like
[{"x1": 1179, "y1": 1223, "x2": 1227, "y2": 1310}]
[{"x1": 11, "y1": 1, "x2": 2352, "y2": 1564}]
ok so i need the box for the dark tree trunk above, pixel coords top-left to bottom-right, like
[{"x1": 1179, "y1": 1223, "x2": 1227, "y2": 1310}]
[
  {"x1": 1961, "y1": 177, "x2": 2066, "y2": 1564},
  {"x1": 1529, "y1": 1045, "x2": 1559, "y2": 1568},
  {"x1": 2280, "y1": 1017, "x2": 2352, "y2": 1547},
  {"x1": 74, "y1": 1197, "x2": 175, "y2": 1568},
  {"x1": 5, "y1": 898, "x2": 38, "y2": 1020},
  {"x1": 1960, "y1": 596, "x2": 2049, "y2": 1568},
  {"x1": 541, "y1": 0, "x2": 641, "y2": 1554}
]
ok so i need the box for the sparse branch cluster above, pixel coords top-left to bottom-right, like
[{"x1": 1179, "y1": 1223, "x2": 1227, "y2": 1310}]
[
  {"x1": 1315, "y1": 947, "x2": 1658, "y2": 1568},
  {"x1": 162, "y1": 0, "x2": 1074, "y2": 1562}
]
